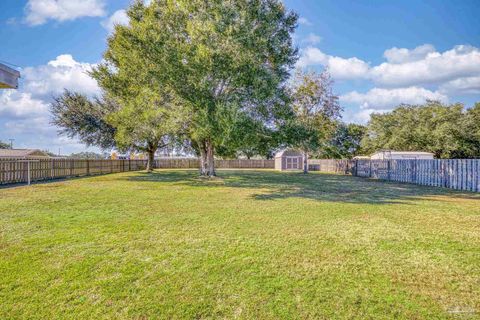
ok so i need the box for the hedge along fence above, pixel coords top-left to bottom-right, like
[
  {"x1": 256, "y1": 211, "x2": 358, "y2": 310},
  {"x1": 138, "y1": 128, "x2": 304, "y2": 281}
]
[
  {"x1": 0, "y1": 158, "x2": 275, "y2": 185},
  {"x1": 354, "y1": 159, "x2": 480, "y2": 193}
]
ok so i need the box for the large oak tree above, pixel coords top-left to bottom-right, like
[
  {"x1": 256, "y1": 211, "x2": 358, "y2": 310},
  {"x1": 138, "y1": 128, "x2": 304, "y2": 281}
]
[{"x1": 92, "y1": 0, "x2": 298, "y2": 176}]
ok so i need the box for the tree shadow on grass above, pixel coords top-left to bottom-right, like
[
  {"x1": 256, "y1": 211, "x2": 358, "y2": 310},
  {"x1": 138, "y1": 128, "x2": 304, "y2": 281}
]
[{"x1": 122, "y1": 169, "x2": 480, "y2": 205}]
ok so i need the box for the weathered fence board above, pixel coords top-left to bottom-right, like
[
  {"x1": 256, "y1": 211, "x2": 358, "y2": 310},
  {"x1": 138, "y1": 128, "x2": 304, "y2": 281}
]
[{"x1": 353, "y1": 159, "x2": 480, "y2": 193}]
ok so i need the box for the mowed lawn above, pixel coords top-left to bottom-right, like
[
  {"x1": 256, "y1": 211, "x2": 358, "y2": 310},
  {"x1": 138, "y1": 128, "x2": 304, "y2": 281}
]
[{"x1": 1, "y1": 170, "x2": 479, "y2": 319}]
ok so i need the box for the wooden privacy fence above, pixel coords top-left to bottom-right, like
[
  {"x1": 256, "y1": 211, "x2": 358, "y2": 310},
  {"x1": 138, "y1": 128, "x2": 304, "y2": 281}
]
[
  {"x1": 156, "y1": 158, "x2": 200, "y2": 168},
  {"x1": 0, "y1": 158, "x2": 275, "y2": 185},
  {"x1": 308, "y1": 159, "x2": 354, "y2": 174},
  {"x1": 354, "y1": 159, "x2": 480, "y2": 193},
  {"x1": 301, "y1": 158, "x2": 480, "y2": 193},
  {"x1": 155, "y1": 158, "x2": 274, "y2": 169},
  {"x1": 216, "y1": 159, "x2": 274, "y2": 169},
  {"x1": 2, "y1": 157, "x2": 478, "y2": 192},
  {"x1": 0, "y1": 158, "x2": 149, "y2": 185}
]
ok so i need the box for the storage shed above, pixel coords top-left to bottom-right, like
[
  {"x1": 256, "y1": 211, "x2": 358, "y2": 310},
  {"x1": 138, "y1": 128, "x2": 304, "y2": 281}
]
[{"x1": 275, "y1": 149, "x2": 304, "y2": 171}]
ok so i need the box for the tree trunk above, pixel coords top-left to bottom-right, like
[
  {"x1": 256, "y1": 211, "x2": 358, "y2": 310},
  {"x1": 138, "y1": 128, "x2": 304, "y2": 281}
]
[
  {"x1": 147, "y1": 142, "x2": 158, "y2": 172},
  {"x1": 206, "y1": 139, "x2": 216, "y2": 177},
  {"x1": 197, "y1": 139, "x2": 216, "y2": 177},
  {"x1": 303, "y1": 151, "x2": 308, "y2": 174},
  {"x1": 147, "y1": 148, "x2": 157, "y2": 172},
  {"x1": 199, "y1": 141, "x2": 208, "y2": 176}
]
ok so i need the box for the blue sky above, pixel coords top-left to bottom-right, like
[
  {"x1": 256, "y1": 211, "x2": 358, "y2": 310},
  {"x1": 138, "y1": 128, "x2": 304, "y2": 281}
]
[{"x1": 1, "y1": 0, "x2": 479, "y2": 154}]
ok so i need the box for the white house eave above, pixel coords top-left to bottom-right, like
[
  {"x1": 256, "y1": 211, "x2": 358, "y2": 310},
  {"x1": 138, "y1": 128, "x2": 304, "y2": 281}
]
[{"x1": 0, "y1": 63, "x2": 20, "y2": 89}]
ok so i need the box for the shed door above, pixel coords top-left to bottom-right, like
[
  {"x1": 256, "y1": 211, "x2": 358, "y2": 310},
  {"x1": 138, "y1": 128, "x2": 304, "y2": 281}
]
[{"x1": 286, "y1": 157, "x2": 300, "y2": 169}]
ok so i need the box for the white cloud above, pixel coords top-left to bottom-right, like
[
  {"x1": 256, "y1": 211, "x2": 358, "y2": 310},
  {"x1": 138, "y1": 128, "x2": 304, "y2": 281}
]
[
  {"x1": 326, "y1": 56, "x2": 370, "y2": 80},
  {"x1": 298, "y1": 44, "x2": 480, "y2": 92},
  {"x1": 101, "y1": 9, "x2": 129, "y2": 33},
  {"x1": 301, "y1": 33, "x2": 321, "y2": 45},
  {"x1": 297, "y1": 47, "x2": 328, "y2": 66},
  {"x1": 383, "y1": 44, "x2": 436, "y2": 64},
  {"x1": 4, "y1": 115, "x2": 52, "y2": 135},
  {"x1": 24, "y1": 0, "x2": 105, "y2": 26},
  {"x1": 345, "y1": 108, "x2": 391, "y2": 124},
  {"x1": 340, "y1": 87, "x2": 448, "y2": 110},
  {"x1": 439, "y1": 76, "x2": 480, "y2": 95},
  {"x1": 371, "y1": 45, "x2": 480, "y2": 87},
  {"x1": 298, "y1": 17, "x2": 312, "y2": 26},
  {"x1": 297, "y1": 47, "x2": 370, "y2": 80},
  {"x1": 22, "y1": 54, "x2": 100, "y2": 99},
  {"x1": 0, "y1": 91, "x2": 48, "y2": 119}
]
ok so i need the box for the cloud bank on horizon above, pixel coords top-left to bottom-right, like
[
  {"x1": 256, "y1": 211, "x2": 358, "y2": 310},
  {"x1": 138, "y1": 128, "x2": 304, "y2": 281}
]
[
  {"x1": 297, "y1": 43, "x2": 480, "y2": 121},
  {"x1": 1, "y1": 0, "x2": 479, "y2": 153}
]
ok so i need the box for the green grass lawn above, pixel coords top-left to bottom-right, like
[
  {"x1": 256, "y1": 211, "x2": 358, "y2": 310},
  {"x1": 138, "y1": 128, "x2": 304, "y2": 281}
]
[{"x1": 1, "y1": 170, "x2": 479, "y2": 319}]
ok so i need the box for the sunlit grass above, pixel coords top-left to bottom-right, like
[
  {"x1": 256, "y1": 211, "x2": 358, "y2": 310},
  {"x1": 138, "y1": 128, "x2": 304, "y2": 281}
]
[{"x1": 1, "y1": 170, "x2": 479, "y2": 319}]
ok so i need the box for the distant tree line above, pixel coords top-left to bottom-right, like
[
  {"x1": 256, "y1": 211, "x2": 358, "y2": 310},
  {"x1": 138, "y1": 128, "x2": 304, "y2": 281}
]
[
  {"x1": 0, "y1": 141, "x2": 10, "y2": 149},
  {"x1": 68, "y1": 152, "x2": 109, "y2": 159}
]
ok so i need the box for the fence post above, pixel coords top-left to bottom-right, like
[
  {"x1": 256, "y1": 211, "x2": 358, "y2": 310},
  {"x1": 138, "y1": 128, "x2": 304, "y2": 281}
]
[
  {"x1": 27, "y1": 161, "x2": 31, "y2": 185},
  {"x1": 86, "y1": 159, "x2": 90, "y2": 176},
  {"x1": 441, "y1": 160, "x2": 446, "y2": 188},
  {"x1": 387, "y1": 160, "x2": 391, "y2": 181},
  {"x1": 412, "y1": 160, "x2": 417, "y2": 183},
  {"x1": 476, "y1": 160, "x2": 480, "y2": 192}
]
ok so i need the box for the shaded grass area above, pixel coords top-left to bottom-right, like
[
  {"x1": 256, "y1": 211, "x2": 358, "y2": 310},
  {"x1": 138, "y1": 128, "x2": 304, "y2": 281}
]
[{"x1": 0, "y1": 169, "x2": 479, "y2": 319}]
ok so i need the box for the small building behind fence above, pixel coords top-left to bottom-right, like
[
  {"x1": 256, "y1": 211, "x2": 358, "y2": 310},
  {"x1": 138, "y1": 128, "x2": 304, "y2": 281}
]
[
  {"x1": 0, "y1": 149, "x2": 51, "y2": 159},
  {"x1": 275, "y1": 149, "x2": 304, "y2": 171},
  {"x1": 357, "y1": 150, "x2": 435, "y2": 160}
]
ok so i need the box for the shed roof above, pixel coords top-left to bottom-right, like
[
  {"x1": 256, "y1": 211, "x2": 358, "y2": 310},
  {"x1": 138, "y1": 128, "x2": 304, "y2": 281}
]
[
  {"x1": 372, "y1": 151, "x2": 434, "y2": 155},
  {"x1": 274, "y1": 149, "x2": 303, "y2": 158},
  {"x1": 0, "y1": 149, "x2": 51, "y2": 158}
]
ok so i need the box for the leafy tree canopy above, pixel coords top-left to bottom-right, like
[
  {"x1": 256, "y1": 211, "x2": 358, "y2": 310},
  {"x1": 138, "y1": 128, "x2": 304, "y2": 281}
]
[
  {"x1": 92, "y1": 0, "x2": 298, "y2": 176},
  {"x1": 50, "y1": 90, "x2": 117, "y2": 150},
  {"x1": 319, "y1": 123, "x2": 366, "y2": 159},
  {"x1": 286, "y1": 69, "x2": 342, "y2": 171},
  {"x1": 361, "y1": 101, "x2": 480, "y2": 158}
]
